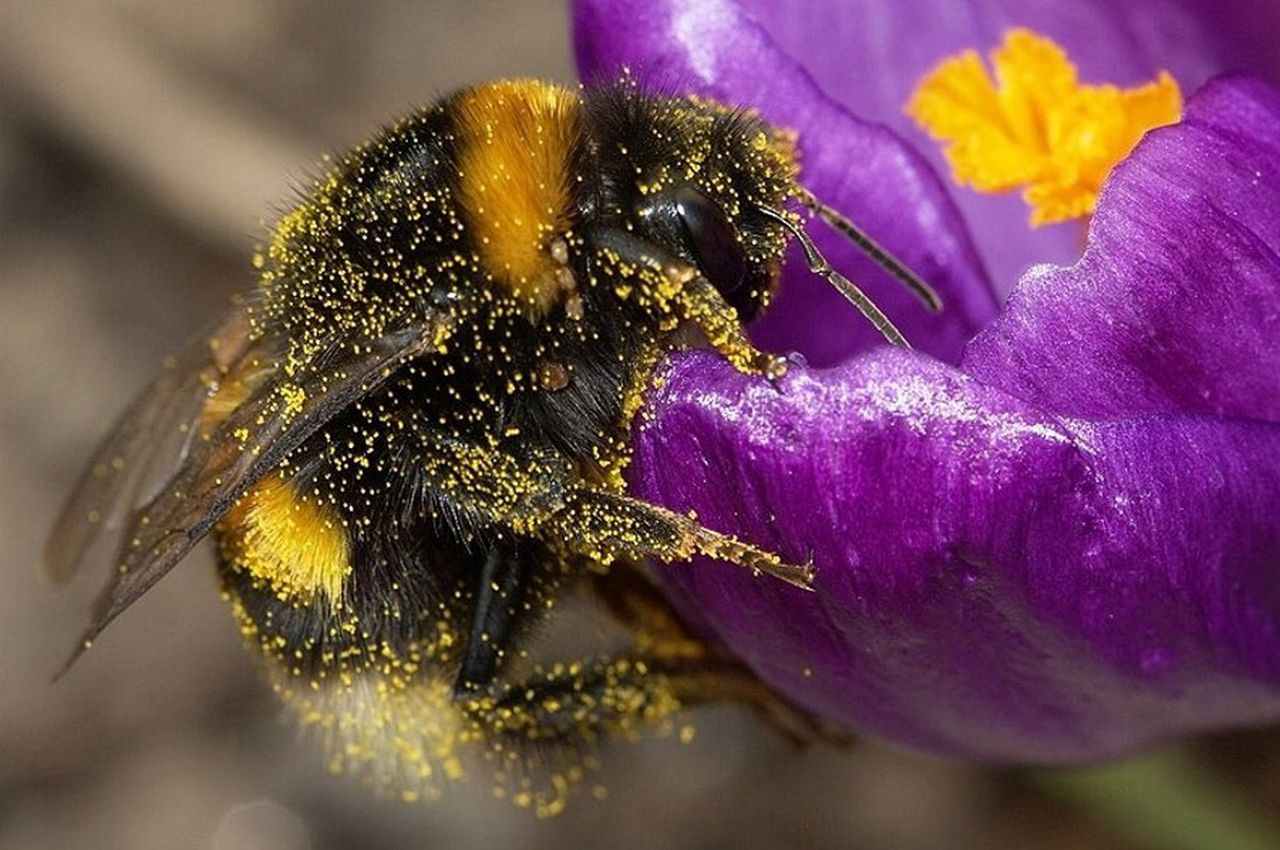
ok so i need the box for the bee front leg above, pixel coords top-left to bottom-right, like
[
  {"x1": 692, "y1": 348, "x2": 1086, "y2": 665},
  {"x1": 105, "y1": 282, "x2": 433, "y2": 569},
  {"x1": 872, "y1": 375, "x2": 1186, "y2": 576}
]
[
  {"x1": 584, "y1": 226, "x2": 787, "y2": 381},
  {"x1": 677, "y1": 274, "x2": 789, "y2": 381}
]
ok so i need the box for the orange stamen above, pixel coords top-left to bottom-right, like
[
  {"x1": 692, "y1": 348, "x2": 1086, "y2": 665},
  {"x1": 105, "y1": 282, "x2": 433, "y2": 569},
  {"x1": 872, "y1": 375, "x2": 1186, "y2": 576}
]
[{"x1": 906, "y1": 29, "x2": 1182, "y2": 226}]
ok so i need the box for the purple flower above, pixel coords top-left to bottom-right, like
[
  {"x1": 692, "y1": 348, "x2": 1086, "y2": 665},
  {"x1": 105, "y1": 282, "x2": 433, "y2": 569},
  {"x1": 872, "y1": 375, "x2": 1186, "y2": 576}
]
[
  {"x1": 576, "y1": 0, "x2": 1280, "y2": 299},
  {"x1": 576, "y1": 1, "x2": 1280, "y2": 761}
]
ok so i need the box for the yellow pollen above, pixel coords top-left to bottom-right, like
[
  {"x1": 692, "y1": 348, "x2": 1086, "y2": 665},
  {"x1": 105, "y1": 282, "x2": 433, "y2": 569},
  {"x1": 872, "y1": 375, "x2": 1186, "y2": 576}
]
[{"x1": 905, "y1": 29, "x2": 1182, "y2": 226}]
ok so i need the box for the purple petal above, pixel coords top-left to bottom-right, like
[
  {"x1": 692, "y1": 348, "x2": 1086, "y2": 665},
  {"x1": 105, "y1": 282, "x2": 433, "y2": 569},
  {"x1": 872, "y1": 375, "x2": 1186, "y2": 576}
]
[
  {"x1": 734, "y1": 0, "x2": 1280, "y2": 294},
  {"x1": 631, "y1": 350, "x2": 1280, "y2": 761},
  {"x1": 964, "y1": 77, "x2": 1280, "y2": 421},
  {"x1": 574, "y1": 0, "x2": 998, "y2": 365},
  {"x1": 581, "y1": 3, "x2": 1280, "y2": 761}
]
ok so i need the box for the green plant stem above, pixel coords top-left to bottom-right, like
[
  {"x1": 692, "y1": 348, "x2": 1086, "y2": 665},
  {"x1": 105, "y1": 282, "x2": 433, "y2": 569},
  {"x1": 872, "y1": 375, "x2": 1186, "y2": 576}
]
[{"x1": 1033, "y1": 751, "x2": 1280, "y2": 850}]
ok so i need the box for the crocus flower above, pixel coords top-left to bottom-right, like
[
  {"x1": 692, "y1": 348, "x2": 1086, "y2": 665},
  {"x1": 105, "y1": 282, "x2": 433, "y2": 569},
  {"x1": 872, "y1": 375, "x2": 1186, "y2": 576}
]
[
  {"x1": 577, "y1": 0, "x2": 1280, "y2": 305},
  {"x1": 715, "y1": 0, "x2": 1280, "y2": 292},
  {"x1": 575, "y1": 0, "x2": 1280, "y2": 762}
]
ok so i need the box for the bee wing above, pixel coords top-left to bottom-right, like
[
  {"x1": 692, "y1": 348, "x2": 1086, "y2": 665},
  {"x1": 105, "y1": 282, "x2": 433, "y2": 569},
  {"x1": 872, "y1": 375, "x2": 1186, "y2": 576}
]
[
  {"x1": 44, "y1": 312, "x2": 256, "y2": 585},
  {"x1": 53, "y1": 315, "x2": 443, "y2": 673}
]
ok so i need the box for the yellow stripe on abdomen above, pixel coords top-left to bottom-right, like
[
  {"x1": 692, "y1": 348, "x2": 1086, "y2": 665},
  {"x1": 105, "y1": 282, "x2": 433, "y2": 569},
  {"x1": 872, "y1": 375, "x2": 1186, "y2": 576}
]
[{"x1": 219, "y1": 473, "x2": 351, "y2": 608}]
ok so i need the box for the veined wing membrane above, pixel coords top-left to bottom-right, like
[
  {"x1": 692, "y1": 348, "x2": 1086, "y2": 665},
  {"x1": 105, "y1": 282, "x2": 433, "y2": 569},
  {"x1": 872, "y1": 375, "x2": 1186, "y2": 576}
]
[
  {"x1": 55, "y1": 318, "x2": 444, "y2": 674},
  {"x1": 44, "y1": 312, "x2": 256, "y2": 584}
]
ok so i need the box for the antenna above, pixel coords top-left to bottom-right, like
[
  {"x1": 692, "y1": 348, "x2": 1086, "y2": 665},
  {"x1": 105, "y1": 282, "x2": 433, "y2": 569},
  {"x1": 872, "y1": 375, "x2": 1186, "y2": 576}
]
[
  {"x1": 759, "y1": 206, "x2": 911, "y2": 349},
  {"x1": 796, "y1": 188, "x2": 943, "y2": 313}
]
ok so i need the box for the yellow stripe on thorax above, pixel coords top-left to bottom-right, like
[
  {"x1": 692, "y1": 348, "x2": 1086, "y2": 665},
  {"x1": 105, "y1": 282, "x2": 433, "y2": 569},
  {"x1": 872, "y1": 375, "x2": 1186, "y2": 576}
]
[
  {"x1": 453, "y1": 80, "x2": 581, "y2": 316},
  {"x1": 219, "y1": 474, "x2": 351, "y2": 607}
]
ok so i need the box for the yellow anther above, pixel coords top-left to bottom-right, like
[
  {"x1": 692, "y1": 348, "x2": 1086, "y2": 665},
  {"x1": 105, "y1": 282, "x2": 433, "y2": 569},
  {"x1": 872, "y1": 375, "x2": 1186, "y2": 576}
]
[{"x1": 906, "y1": 29, "x2": 1182, "y2": 226}]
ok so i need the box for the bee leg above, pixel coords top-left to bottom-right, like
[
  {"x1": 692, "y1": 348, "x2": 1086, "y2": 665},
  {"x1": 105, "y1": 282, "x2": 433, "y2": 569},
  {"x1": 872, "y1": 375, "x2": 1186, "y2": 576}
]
[
  {"x1": 677, "y1": 274, "x2": 789, "y2": 381},
  {"x1": 453, "y1": 543, "x2": 532, "y2": 697},
  {"x1": 584, "y1": 227, "x2": 786, "y2": 380},
  {"x1": 585, "y1": 560, "x2": 708, "y2": 662},
  {"x1": 413, "y1": 439, "x2": 809, "y2": 587},
  {"x1": 661, "y1": 658, "x2": 854, "y2": 748},
  {"x1": 456, "y1": 655, "x2": 685, "y2": 744},
  {"x1": 459, "y1": 651, "x2": 847, "y2": 748},
  {"x1": 586, "y1": 565, "x2": 849, "y2": 746},
  {"x1": 549, "y1": 487, "x2": 814, "y2": 590}
]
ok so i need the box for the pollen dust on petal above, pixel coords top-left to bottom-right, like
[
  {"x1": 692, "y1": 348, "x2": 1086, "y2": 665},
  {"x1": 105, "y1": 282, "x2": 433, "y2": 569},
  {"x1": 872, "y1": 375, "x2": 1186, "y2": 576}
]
[{"x1": 905, "y1": 29, "x2": 1182, "y2": 227}]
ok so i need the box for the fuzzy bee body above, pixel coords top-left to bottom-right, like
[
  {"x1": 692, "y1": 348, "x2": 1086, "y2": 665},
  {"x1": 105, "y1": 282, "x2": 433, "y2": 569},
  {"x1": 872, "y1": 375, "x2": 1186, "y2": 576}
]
[{"x1": 48, "y1": 78, "x2": 891, "y2": 810}]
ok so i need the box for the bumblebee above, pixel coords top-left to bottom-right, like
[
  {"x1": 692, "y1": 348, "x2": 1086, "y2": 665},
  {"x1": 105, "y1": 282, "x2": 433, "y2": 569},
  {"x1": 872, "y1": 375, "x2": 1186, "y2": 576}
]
[{"x1": 47, "y1": 79, "x2": 938, "y2": 812}]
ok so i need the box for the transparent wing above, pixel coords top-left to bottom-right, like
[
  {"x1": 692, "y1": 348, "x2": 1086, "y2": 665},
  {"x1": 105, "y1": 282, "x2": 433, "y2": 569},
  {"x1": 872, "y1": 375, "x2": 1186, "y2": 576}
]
[
  {"x1": 50, "y1": 311, "x2": 445, "y2": 673},
  {"x1": 44, "y1": 311, "x2": 256, "y2": 584}
]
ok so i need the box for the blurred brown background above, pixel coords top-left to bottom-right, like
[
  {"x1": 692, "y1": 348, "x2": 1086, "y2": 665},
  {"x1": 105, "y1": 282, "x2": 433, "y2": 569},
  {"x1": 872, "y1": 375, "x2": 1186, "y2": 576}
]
[{"x1": 2, "y1": 2, "x2": 1278, "y2": 849}]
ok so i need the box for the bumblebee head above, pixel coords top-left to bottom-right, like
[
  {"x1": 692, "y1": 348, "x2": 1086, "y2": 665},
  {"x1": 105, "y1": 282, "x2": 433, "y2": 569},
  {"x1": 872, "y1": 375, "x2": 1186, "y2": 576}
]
[{"x1": 579, "y1": 84, "x2": 799, "y2": 323}]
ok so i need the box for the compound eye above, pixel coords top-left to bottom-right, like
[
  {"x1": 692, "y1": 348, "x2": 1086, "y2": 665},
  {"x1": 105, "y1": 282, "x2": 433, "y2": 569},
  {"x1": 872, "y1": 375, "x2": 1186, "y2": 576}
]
[{"x1": 674, "y1": 187, "x2": 747, "y2": 297}]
